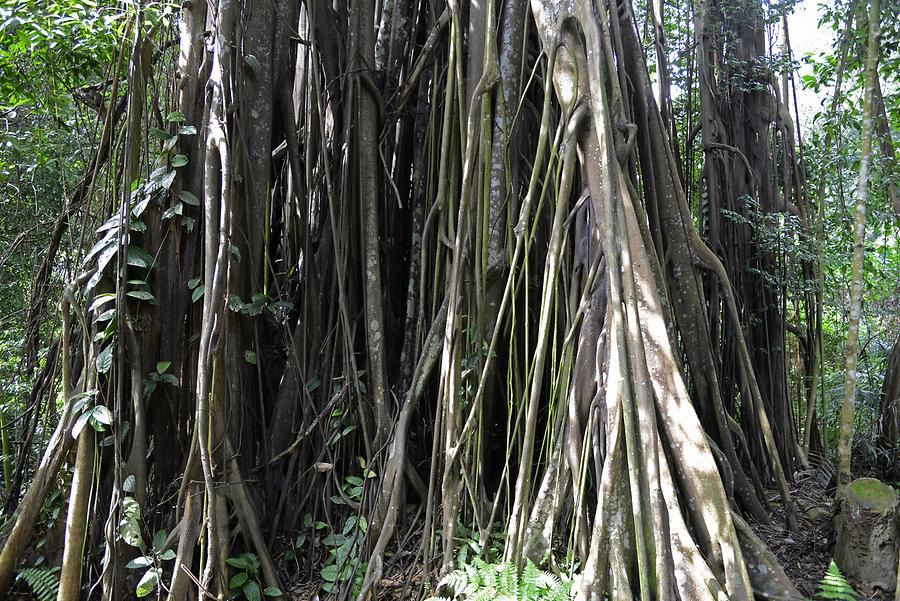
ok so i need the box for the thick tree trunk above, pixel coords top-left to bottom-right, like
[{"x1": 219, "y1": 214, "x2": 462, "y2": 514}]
[
  {"x1": 835, "y1": 478, "x2": 899, "y2": 592},
  {"x1": 878, "y1": 334, "x2": 900, "y2": 480},
  {"x1": 1, "y1": 1, "x2": 809, "y2": 599}
]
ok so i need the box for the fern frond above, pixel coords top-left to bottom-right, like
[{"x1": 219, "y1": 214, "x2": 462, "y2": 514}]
[
  {"x1": 436, "y1": 569, "x2": 469, "y2": 598},
  {"x1": 18, "y1": 567, "x2": 60, "y2": 601},
  {"x1": 816, "y1": 561, "x2": 856, "y2": 601},
  {"x1": 432, "y1": 558, "x2": 574, "y2": 600}
]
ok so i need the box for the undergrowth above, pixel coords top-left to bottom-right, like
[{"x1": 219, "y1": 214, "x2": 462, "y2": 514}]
[
  {"x1": 17, "y1": 567, "x2": 59, "y2": 601},
  {"x1": 424, "y1": 559, "x2": 572, "y2": 601}
]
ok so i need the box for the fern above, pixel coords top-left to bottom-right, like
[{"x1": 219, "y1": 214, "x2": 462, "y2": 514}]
[
  {"x1": 816, "y1": 561, "x2": 856, "y2": 601},
  {"x1": 424, "y1": 559, "x2": 572, "y2": 601},
  {"x1": 18, "y1": 567, "x2": 60, "y2": 601}
]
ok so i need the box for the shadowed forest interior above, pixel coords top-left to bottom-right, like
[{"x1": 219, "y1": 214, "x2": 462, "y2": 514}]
[{"x1": 0, "y1": 0, "x2": 899, "y2": 599}]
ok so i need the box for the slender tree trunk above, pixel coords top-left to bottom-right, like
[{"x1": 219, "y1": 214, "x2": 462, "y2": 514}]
[
  {"x1": 57, "y1": 427, "x2": 94, "y2": 601},
  {"x1": 837, "y1": 0, "x2": 881, "y2": 496}
]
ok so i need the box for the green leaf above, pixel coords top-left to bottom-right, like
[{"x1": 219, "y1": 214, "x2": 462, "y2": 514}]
[
  {"x1": 342, "y1": 515, "x2": 357, "y2": 534},
  {"x1": 72, "y1": 411, "x2": 92, "y2": 439},
  {"x1": 119, "y1": 516, "x2": 142, "y2": 548},
  {"x1": 122, "y1": 496, "x2": 141, "y2": 520},
  {"x1": 263, "y1": 587, "x2": 283, "y2": 597},
  {"x1": 123, "y1": 475, "x2": 136, "y2": 493},
  {"x1": 171, "y1": 154, "x2": 188, "y2": 167},
  {"x1": 228, "y1": 295, "x2": 245, "y2": 311},
  {"x1": 89, "y1": 293, "x2": 117, "y2": 312},
  {"x1": 91, "y1": 405, "x2": 113, "y2": 425},
  {"x1": 135, "y1": 567, "x2": 160, "y2": 597},
  {"x1": 192, "y1": 285, "x2": 205, "y2": 303},
  {"x1": 244, "y1": 54, "x2": 260, "y2": 72},
  {"x1": 179, "y1": 191, "x2": 200, "y2": 206},
  {"x1": 243, "y1": 581, "x2": 261, "y2": 601},
  {"x1": 159, "y1": 549, "x2": 176, "y2": 561},
  {"x1": 156, "y1": 361, "x2": 172, "y2": 374},
  {"x1": 97, "y1": 346, "x2": 113, "y2": 374},
  {"x1": 178, "y1": 125, "x2": 197, "y2": 135},
  {"x1": 166, "y1": 111, "x2": 186, "y2": 122},
  {"x1": 127, "y1": 290, "x2": 156, "y2": 302},
  {"x1": 158, "y1": 374, "x2": 180, "y2": 386},
  {"x1": 181, "y1": 216, "x2": 196, "y2": 231},
  {"x1": 95, "y1": 308, "x2": 116, "y2": 322},
  {"x1": 152, "y1": 529, "x2": 166, "y2": 553},
  {"x1": 322, "y1": 534, "x2": 346, "y2": 546},
  {"x1": 126, "y1": 246, "x2": 155, "y2": 269},
  {"x1": 146, "y1": 167, "x2": 177, "y2": 193},
  {"x1": 225, "y1": 557, "x2": 251, "y2": 570},
  {"x1": 229, "y1": 573, "x2": 248, "y2": 589},
  {"x1": 126, "y1": 556, "x2": 153, "y2": 569},
  {"x1": 320, "y1": 564, "x2": 338, "y2": 582}
]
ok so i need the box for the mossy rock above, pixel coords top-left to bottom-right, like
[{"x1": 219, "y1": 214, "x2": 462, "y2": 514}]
[{"x1": 847, "y1": 477, "x2": 898, "y2": 512}]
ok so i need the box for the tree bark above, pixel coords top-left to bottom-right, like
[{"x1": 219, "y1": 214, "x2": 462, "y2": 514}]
[{"x1": 838, "y1": 0, "x2": 881, "y2": 496}]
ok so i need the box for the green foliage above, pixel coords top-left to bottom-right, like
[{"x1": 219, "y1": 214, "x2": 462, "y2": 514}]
[
  {"x1": 284, "y1": 511, "x2": 327, "y2": 562},
  {"x1": 117, "y1": 496, "x2": 180, "y2": 597},
  {"x1": 143, "y1": 360, "x2": 179, "y2": 397},
  {"x1": 720, "y1": 196, "x2": 820, "y2": 295},
  {"x1": 17, "y1": 566, "x2": 59, "y2": 601},
  {"x1": 453, "y1": 521, "x2": 505, "y2": 567},
  {"x1": 0, "y1": 1, "x2": 125, "y2": 110},
  {"x1": 319, "y1": 501, "x2": 368, "y2": 596},
  {"x1": 70, "y1": 389, "x2": 112, "y2": 438},
  {"x1": 815, "y1": 561, "x2": 856, "y2": 601},
  {"x1": 225, "y1": 552, "x2": 282, "y2": 600},
  {"x1": 424, "y1": 559, "x2": 572, "y2": 601}
]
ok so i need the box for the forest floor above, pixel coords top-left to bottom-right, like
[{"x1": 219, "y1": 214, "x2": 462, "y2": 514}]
[
  {"x1": 759, "y1": 462, "x2": 895, "y2": 600},
  {"x1": 281, "y1": 464, "x2": 896, "y2": 601},
  {"x1": 8, "y1": 463, "x2": 884, "y2": 600},
  {"x1": 759, "y1": 464, "x2": 837, "y2": 598}
]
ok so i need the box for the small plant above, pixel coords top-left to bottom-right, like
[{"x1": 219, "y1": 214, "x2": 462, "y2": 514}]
[
  {"x1": 453, "y1": 521, "x2": 504, "y2": 567},
  {"x1": 119, "y1": 496, "x2": 178, "y2": 597},
  {"x1": 424, "y1": 559, "x2": 572, "y2": 601},
  {"x1": 319, "y1": 513, "x2": 367, "y2": 596},
  {"x1": 71, "y1": 389, "x2": 111, "y2": 439},
  {"x1": 143, "y1": 361, "x2": 179, "y2": 397},
  {"x1": 284, "y1": 512, "x2": 327, "y2": 563},
  {"x1": 815, "y1": 560, "x2": 856, "y2": 601},
  {"x1": 225, "y1": 552, "x2": 282, "y2": 600}
]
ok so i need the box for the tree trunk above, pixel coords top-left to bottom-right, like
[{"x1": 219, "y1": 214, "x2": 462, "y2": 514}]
[
  {"x1": 835, "y1": 478, "x2": 899, "y2": 592},
  {"x1": 838, "y1": 0, "x2": 881, "y2": 496}
]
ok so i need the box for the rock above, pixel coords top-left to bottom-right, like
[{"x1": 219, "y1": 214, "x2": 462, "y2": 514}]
[
  {"x1": 803, "y1": 505, "x2": 832, "y2": 523},
  {"x1": 835, "y1": 477, "x2": 899, "y2": 592}
]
